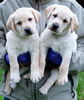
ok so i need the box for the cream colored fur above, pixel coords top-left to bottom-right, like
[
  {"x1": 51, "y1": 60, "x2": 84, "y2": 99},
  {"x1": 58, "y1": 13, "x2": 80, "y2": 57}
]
[
  {"x1": 5, "y1": 7, "x2": 41, "y2": 95},
  {"x1": 39, "y1": 4, "x2": 79, "y2": 95}
]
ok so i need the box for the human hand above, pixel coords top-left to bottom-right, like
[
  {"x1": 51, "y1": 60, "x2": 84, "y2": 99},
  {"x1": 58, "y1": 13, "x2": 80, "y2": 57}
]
[
  {"x1": 47, "y1": 48, "x2": 62, "y2": 65},
  {"x1": 5, "y1": 48, "x2": 62, "y2": 65},
  {"x1": 5, "y1": 52, "x2": 31, "y2": 65}
]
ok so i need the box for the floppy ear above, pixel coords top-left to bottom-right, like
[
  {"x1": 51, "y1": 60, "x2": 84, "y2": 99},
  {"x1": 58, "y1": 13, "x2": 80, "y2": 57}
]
[
  {"x1": 45, "y1": 4, "x2": 58, "y2": 20},
  {"x1": 71, "y1": 14, "x2": 79, "y2": 32},
  {"x1": 31, "y1": 8, "x2": 41, "y2": 23},
  {"x1": 6, "y1": 14, "x2": 15, "y2": 31}
]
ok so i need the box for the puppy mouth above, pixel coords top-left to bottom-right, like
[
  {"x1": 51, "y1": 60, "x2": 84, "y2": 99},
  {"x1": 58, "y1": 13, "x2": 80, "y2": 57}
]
[{"x1": 25, "y1": 32, "x2": 32, "y2": 36}]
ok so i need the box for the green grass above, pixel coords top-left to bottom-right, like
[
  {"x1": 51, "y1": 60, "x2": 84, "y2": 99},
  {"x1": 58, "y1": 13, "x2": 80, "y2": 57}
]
[
  {"x1": 0, "y1": 96, "x2": 4, "y2": 100},
  {"x1": 0, "y1": 70, "x2": 84, "y2": 100},
  {"x1": 77, "y1": 72, "x2": 84, "y2": 100},
  {"x1": 0, "y1": 70, "x2": 4, "y2": 100}
]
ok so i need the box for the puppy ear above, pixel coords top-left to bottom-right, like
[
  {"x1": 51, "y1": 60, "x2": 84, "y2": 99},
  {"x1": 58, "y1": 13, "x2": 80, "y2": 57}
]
[
  {"x1": 6, "y1": 14, "x2": 15, "y2": 31},
  {"x1": 71, "y1": 14, "x2": 79, "y2": 32},
  {"x1": 31, "y1": 8, "x2": 41, "y2": 23},
  {"x1": 45, "y1": 4, "x2": 58, "y2": 20}
]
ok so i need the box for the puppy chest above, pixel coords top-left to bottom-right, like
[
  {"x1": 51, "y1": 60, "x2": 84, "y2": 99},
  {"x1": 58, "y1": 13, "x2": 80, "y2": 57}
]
[
  {"x1": 15, "y1": 40, "x2": 38, "y2": 56},
  {"x1": 51, "y1": 44, "x2": 63, "y2": 54},
  {"x1": 51, "y1": 42, "x2": 70, "y2": 55},
  {"x1": 15, "y1": 44, "x2": 31, "y2": 55}
]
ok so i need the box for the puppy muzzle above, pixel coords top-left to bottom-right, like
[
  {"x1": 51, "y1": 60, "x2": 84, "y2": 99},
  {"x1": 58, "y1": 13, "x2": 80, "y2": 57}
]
[
  {"x1": 24, "y1": 28, "x2": 33, "y2": 36},
  {"x1": 50, "y1": 23, "x2": 59, "y2": 32}
]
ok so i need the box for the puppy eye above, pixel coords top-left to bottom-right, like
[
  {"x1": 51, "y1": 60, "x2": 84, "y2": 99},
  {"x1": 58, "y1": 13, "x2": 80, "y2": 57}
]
[
  {"x1": 17, "y1": 21, "x2": 22, "y2": 25},
  {"x1": 28, "y1": 18, "x2": 32, "y2": 21},
  {"x1": 53, "y1": 14, "x2": 57, "y2": 18},
  {"x1": 63, "y1": 19, "x2": 67, "y2": 23}
]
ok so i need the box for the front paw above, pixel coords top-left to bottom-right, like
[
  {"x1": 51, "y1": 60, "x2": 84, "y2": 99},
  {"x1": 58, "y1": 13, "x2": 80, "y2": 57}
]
[
  {"x1": 10, "y1": 73, "x2": 20, "y2": 89},
  {"x1": 39, "y1": 86, "x2": 48, "y2": 95},
  {"x1": 56, "y1": 75, "x2": 68, "y2": 85},
  {"x1": 30, "y1": 71, "x2": 41, "y2": 83},
  {"x1": 5, "y1": 86, "x2": 12, "y2": 95},
  {"x1": 40, "y1": 70, "x2": 44, "y2": 79}
]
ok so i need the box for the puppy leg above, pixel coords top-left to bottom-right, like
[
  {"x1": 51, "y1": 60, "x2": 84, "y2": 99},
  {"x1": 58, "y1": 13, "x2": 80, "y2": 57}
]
[
  {"x1": 39, "y1": 69, "x2": 58, "y2": 95},
  {"x1": 8, "y1": 53, "x2": 20, "y2": 88},
  {"x1": 30, "y1": 49, "x2": 41, "y2": 83},
  {"x1": 39, "y1": 46, "x2": 48, "y2": 78},
  {"x1": 56, "y1": 51, "x2": 72, "y2": 85},
  {"x1": 5, "y1": 71, "x2": 12, "y2": 95}
]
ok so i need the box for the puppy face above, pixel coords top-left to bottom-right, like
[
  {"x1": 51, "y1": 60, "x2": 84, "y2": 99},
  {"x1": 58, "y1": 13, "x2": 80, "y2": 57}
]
[
  {"x1": 7, "y1": 8, "x2": 41, "y2": 37},
  {"x1": 45, "y1": 5, "x2": 79, "y2": 35}
]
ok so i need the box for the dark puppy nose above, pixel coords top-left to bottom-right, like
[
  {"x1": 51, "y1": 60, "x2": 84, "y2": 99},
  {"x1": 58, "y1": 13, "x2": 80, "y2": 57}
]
[
  {"x1": 24, "y1": 28, "x2": 32, "y2": 35},
  {"x1": 53, "y1": 24, "x2": 59, "y2": 29},
  {"x1": 24, "y1": 28, "x2": 31, "y2": 33}
]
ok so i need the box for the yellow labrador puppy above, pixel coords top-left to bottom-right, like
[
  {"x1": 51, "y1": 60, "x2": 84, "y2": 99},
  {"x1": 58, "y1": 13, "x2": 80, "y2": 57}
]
[
  {"x1": 39, "y1": 4, "x2": 79, "y2": 95},
  {"x1": 5, "y1": 7, "x2": 41, "y2": 95}
]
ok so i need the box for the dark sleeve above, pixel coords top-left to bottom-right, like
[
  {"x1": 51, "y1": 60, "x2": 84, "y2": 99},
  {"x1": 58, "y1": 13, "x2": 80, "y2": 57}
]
[
  {"x1": 0, "y1": 13, "x2": 9, "y2": 70},
  {"x1": 69, "y1": 1, "x2": 84, "y2": 74}
]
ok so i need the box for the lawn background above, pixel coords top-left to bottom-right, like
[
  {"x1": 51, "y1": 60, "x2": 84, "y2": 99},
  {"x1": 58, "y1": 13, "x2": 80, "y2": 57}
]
[
  {"x1": 0, "y1": 70, "x2": 84, "y2": 100},
  {"x1": 0, "y1": 70, "x2": 4, "y2": 100}
]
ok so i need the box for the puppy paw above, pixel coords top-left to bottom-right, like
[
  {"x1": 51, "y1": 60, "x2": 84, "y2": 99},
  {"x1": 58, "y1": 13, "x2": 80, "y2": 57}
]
[
  {"x1": 5, "y1": 86, "x2": 12, "y2": 95},
  {"x1": 40, "y1": 70, "x2": 44, "y2": 79},
  {"x1": 10, "y1": 73, "x2": 20, "y2": 89},
  {"x1": 39, "y1": 86, "x2": 48, "y2": 95},
  {"x1": 30, "y1": 71, "x2": 41, "y2": 83},
  {"x1": 56, "y1": 75, "x2": 68, "y2": 85},
  {"x1": 10, "y1": 73, "x2": 20, "y2": 83},
  {"x1": 10, "y1": 80, "x2": 17, "y2": 89}
]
